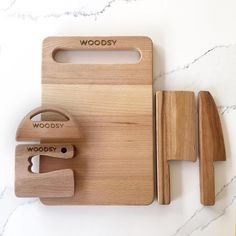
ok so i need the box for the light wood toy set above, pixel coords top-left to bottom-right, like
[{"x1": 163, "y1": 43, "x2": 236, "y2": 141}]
[{"x1": 15, "y1": 36, "x2": 226, "y2": 206}]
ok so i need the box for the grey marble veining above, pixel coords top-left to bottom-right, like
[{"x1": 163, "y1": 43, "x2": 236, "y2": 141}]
[
  {"x1": 172, "y1": 175, "x2": 236, "y2": 236},
  {"x1": 0, "y1": 0, "x2": 136, "y2": 20}
]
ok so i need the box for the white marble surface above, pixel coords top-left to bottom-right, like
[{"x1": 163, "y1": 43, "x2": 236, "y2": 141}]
[{"x1": 0, "y1": 0, "x2": 235, "y2": 235}]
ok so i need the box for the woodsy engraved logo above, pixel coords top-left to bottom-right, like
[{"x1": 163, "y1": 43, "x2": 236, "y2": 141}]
[
  {"x1": 27, "y1": 146, "x2": 56, "y2": 152},
  {"x1": 80, "y1": 39, "x2": 117, "y2": 46},
  {"x1": 32, "y1": 123, "x2": 64, "y2": 129}
]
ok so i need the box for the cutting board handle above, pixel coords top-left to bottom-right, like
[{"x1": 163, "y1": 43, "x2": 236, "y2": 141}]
[
  {"x1": 42, "y1": 36, "x2": 153, "y2": 85},
  {"x1": 43, "y1": 36, "x2": 152, "y2": 65}
]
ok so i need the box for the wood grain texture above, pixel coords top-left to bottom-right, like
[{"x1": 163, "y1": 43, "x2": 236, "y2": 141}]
[
  {"x1": 16, "y1": 106, "x2": 81, "y2": 141},
  {"x1": 41, "y1": 36, "x2": 154, "y2": 205},
  {"x1": 156, "y1": 91, "x2": 197, "y2": 204},
  {"x1": 42, "y1": 36, "x2": 152, "y2": 85},
  {"x1": 15, "y1": 144, "x2": 75, "y2": 198},
  {"x1": 198, "y1": 91, "x2": 226, "y2": 205}
]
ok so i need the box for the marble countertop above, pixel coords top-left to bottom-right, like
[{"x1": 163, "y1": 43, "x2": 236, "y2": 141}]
[{"x1": 0, "y1": 0, "x2": 235, "y2": 235}]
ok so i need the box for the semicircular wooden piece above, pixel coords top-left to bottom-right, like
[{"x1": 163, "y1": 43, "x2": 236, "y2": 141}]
[{"x1": 16, "y1": 106, "x2": 81, "y2": 141}]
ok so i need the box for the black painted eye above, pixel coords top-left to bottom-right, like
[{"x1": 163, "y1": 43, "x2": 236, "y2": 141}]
[{"x1": 61, "y1": 147, "x2": 67, "y2": 153}]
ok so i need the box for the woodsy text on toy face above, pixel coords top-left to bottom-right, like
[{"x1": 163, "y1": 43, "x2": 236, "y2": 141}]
[
  {"x1": 26, "y1": 146, "x2": 57, "y2": 153},
  {"x1": 32, "y1": 123, "x2": 64, "y2": 129}
]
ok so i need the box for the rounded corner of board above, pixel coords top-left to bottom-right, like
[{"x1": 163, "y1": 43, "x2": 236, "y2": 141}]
[{"x1": 142, "y1": 36, "x2": 153, "y2": 44}]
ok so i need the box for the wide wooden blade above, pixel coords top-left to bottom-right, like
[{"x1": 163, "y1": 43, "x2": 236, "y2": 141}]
[{"x1": 156, "y1": 91, "x2": 196, "y2": 204}]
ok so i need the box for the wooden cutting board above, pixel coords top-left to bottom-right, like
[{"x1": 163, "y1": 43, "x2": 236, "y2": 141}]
[{"x1": 40, "y1": 36, "x2": 154, "y2": 205}]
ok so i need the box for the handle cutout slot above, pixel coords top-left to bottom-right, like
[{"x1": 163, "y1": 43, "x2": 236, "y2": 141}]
[
  {"x1": 53, "y1": 49, "x2": 141, "y2": 64},
  {"x1": 30, "y1": 111, "x2": 69, "y2": 121}
]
